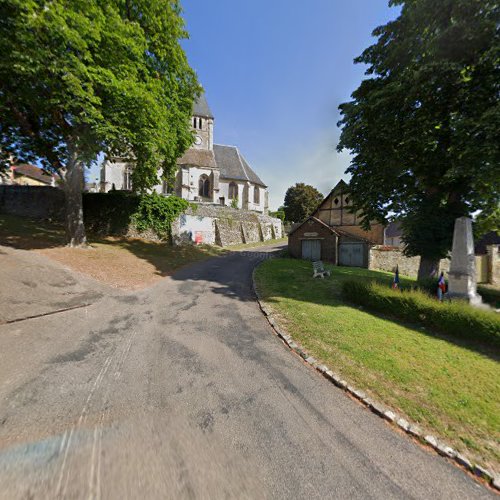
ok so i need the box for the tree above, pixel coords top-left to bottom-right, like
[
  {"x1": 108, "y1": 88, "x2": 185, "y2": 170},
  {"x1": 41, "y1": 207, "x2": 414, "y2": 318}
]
[
  {"x1": 474, "y1": 205, "x2": 500, "y2": 240},
  {"x1": 337, "y1": 0, "x2": 500, "y2": 280},
  {"x1": 269, "y1": 206, "x2": 286, "y2": 222},
  {"x1": 283, "y1": 183, "x2": 323, "y2": 223},
  {"x1": 0, "y1": 0, "x2": 199, "y2": 246}
]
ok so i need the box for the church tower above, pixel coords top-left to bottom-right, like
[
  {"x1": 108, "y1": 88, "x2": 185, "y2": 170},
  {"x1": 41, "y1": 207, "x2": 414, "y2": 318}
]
[{"x1": 191, "y1": 93, "x2": 214, "y2": 151}]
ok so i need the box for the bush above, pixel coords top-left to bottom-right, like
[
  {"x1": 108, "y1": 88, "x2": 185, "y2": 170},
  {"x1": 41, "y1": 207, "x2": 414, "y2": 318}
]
[
  {"x1": 478, "y1": 285, "x2": 500, "y2": 308},
  {"x1": 341, "y1": 280, "x2": 500, "y2": 347},
  {"x1": 131, "y1": 192, "x2": 190, "y2": 240},
  {"x1": 83, "y1": 191, "x2": 191, "y2": 240}
]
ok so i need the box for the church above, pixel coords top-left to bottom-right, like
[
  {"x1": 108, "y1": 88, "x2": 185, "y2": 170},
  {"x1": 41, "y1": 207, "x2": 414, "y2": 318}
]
[{"x1": 100, "y1": 93, "x2": 269, "y2": 213}]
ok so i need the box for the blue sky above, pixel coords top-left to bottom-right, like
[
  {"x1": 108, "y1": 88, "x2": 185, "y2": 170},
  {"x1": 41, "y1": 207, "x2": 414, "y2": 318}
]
[{"x1": 180, "y1": 0, "x2": 401, "y2": 209}]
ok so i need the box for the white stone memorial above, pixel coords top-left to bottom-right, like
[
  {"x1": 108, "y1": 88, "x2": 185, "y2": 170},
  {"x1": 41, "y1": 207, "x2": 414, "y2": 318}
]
[{"x1": 448, "y1": 217, "x2": 482, "y2": 305}]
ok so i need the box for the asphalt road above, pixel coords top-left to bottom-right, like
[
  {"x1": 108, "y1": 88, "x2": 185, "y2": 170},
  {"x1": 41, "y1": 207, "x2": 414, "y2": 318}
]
[{"x1": 0, "y1": 244, "x2": 494, "y2": 499}]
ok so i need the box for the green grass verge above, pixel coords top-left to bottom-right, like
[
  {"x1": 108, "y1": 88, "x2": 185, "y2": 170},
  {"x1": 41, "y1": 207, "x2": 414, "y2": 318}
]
[
  {"x1": 226, "y1": 237, "x2": 287, "y2": 250},
  {"x1": 255, "y1": 257, "x2": 500, "y2": 470}
]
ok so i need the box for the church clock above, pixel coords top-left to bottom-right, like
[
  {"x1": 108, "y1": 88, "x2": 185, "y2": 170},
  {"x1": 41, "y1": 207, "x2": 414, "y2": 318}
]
[{"x1": 194, "y1": 135, "x2": 202, "y2": 145}]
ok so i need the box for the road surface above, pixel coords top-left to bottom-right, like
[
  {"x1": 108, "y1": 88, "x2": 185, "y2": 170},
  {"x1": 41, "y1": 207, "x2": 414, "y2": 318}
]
[{"x1": 0, "y1": 244, "x2": 493, "y2": 498}]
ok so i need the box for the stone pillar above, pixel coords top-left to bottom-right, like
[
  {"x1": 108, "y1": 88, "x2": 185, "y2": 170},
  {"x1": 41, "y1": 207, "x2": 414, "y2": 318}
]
[
  {"x1": 487, "y1": 244, "x2": 499, "y2": 286},
  {"x1": 211, "y1": 170, "x2": 220, "y2": 203},
  {"x1": 448, "y1": 217, "x2": 482, "y2": 304}
]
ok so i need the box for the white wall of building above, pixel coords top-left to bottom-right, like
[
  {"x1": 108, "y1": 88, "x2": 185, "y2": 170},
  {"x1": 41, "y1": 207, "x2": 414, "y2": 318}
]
[{"x1": 101, "y1": 161, "x2": 268, "y2": 213}]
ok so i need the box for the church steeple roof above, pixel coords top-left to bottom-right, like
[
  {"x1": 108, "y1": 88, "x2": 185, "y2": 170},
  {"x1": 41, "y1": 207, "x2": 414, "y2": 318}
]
[{"x1": 193, "y1": 92, "x2": 213, "y2": 119}]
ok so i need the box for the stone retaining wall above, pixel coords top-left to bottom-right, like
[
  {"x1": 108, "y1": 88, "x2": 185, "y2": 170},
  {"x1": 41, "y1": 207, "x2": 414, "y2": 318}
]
[
  {"x1": 171, "y1": 204, "x2": 283, "y2": 247},
  {"x1": 0, "y1": 186, "x2": 284, "y2": 247}
]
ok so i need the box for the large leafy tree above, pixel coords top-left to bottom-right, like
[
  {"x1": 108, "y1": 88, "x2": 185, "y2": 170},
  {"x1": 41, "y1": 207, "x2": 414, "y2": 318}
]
[
  {"x1": 337, "y1": 0, "x2": 500, "y2": 279},
  {"x1": 283, "y1": 183, "x2": 323, "y2": 223},
  {"x1": 0, "y1": 0, "x2": 199, "y2": 246}
]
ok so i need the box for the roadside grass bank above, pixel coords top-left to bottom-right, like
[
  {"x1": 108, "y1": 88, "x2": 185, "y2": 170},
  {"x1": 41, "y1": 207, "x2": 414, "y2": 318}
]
[
  {"x1": 226, "y1": 237, "x2": 287, "y2": 251},
  {"x1": 0, "y1": 214, "x2": 225, "y2": 289},
  {"x1": 255, "y1": 257, "x2": 500, "y2": 471}
]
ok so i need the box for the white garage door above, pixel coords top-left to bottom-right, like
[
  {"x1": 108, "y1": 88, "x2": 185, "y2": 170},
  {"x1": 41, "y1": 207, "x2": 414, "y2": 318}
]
[
  {"x1": 339, "y1": 243, "x2": 364, "y2": 267},
  {"x1": 301, "y1": 239, "x2": 321, "y2": 261}
]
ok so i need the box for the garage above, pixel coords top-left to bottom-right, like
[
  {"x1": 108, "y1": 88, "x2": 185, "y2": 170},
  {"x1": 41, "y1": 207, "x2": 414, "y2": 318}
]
[
  {"x1": 287, "y1": 216, "x2": 338, "y2": 263},
  {"x1": 336, "y1": 231, "x2": 370, "y2": 267},
  {"x1": 301, "y1": 239, "x2": 321, "y2": 261},
  {"x1": 338, "y1": 242, "x2": 364, "y2": 267}
]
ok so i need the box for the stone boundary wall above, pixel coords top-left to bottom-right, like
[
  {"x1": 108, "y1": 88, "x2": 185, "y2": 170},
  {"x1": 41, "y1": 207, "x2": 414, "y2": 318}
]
[
  {"x1": 172, "y1": 204, "x2": 283, "y2": 247},
  {"x1": 487, "y1": 245, "x2": 499, "y2": 286},
  {"x1": 0, "y1": 186, "x2": 284, "y2": 248},
  {"x1": 369, "y1": 246, "x2": 450, "y2": 278},
  {"x1": 0, "y1": 185, "x2": 64, "y2": 220}
]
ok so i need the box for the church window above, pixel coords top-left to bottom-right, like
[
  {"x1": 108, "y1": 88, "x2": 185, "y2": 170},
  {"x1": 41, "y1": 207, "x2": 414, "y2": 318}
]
[
  {"x1": 199, "y1": 118, "x2": 203, "y2": 129},
  {"x1": 193, "y1": 117, "x2": 196, "y2": 128},
  {"x1": 334, "y1": 198, "x2": 339, "y2": 205},
  {"x1": 123, "y1": 167, "x2": 132, "y2": 191},
  {"x1": 198, "y1": 174, "x2": 210, "y2": 198},
  {"x1": 253, "y1": 186, "x2": 260, "y2": 204},
  {"x1": 228, "y1": 182, "x2": 238, "y2": 200},
  {"x1": 345, "y1": 197, "x2": 350, "y2": 205}
]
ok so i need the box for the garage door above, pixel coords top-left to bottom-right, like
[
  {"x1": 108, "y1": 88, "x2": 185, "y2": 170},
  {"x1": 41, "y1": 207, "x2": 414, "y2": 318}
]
[
  {"x1": 301, "y1": 239, "x2": 321, "y2": 261},
  {"x1": 339, "y1": 243, "x2": 364, "y2": 267}
]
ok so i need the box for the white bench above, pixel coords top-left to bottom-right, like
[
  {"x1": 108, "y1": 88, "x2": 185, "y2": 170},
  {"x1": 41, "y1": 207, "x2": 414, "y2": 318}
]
[{"x1": 312, "y1": 261, "x2": 330, "y2": 279}]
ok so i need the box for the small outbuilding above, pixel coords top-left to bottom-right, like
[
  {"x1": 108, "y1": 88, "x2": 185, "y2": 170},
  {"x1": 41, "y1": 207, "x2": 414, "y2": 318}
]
[{"x1": 288, "y1": 216, "x2": 339, "y2": 262}]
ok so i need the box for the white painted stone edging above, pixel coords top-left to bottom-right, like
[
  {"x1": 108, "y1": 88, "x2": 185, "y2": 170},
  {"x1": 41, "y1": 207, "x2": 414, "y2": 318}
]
[{"x1": 251, "y1": 266, "x2": 500, "y2": 492}]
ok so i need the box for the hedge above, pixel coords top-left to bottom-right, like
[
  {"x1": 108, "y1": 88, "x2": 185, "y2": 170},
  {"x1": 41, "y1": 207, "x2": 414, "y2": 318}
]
[
  {"x1": 478, "y1": 285, "x2": 500, "y2": 309},
  {"x1": 83, "y1": 191, "x2": 190, "y2": 240},
  {"x1": 83, "y1": 191, "x2": 140, "y2": 235},
  {"x1": 341, "y1": 280, "x2": 500, "y2": 347}
]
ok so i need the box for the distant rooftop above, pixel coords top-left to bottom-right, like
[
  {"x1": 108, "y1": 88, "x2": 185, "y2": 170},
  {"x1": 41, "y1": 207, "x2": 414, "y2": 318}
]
[{"x1": 193, "y1": 92, "x2": 213, "y2": 119}]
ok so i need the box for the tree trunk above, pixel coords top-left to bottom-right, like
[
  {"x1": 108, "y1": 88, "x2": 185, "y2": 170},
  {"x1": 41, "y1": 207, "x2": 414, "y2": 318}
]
[
  {"x1": 417, "y1": 256, "x2": 440, "y2": 281},
  {"x1": 64, "y1": 145, "x2": 87, "y2": 247}
]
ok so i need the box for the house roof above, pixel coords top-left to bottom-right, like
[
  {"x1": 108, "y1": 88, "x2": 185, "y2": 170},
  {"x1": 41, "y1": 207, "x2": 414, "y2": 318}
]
[
  {"x1": 475, "y1": 230, "x2": 500, "y2": 255},
  {"x1": 12, "y1": 164, "x2": 56, "y2": 185},
  {"x1": 177, "y1": 148, "x2": 217, "y2": 169},
  {"x1": 385, "y1": 221, "x2": 402, "y2": 237},
  {"x1": 288, "y1": 216, "x2": 339, "y2": 237},
  {"x1": 214, "y1": 145, "x2": 267, "y2": 187},
  {"x1": 193, "y1": 93, "x2": 214, "y2": 119},
  {"x1": 335, "y1": 228, "x2": 374, "y2": 244}
]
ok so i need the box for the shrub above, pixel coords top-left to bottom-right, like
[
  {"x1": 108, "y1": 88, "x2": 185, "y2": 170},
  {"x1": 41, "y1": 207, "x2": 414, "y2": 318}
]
[
  {"x1": 341, "y1": 280, "x2": 500, "y2": 347},
  {"x1": 230, "y1": 197, "x2": 239, "y2": 209},
  {"x1": 131, "y1": 193, "x2": 190, "y2": 240},
  {"x1": 478, "y1": 285, "x2": 500, "y2": 308}
]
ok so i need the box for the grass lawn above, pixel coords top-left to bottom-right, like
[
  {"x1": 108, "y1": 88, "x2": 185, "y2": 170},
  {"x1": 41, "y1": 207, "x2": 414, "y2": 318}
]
[
  {"x1": 227, "y1": 237, "x2": 287, "y2": 251},
  {"x1": 255, "y1": 257, "x2": 500, "y2": 471},
  {"x1": 0, "y1": 214, "x2": 224, "y2": 289}
]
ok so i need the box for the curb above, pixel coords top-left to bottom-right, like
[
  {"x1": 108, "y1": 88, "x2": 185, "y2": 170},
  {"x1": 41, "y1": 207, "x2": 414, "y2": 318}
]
[{"x1": 251, "y1": 266, "x2": 500, "y2": 493}]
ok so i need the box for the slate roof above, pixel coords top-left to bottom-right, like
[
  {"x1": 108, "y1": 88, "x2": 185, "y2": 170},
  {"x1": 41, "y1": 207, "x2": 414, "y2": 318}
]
[
  {"x1": 177, "y1": 148, "x2": 217, "y2": 168},
  {"x1": 385, "y1": 221, "x2": 402, "y2": 237},
  {"x1": 193, "y1": 93, "x2": 214, "y2": 119},
  {"x1": 12, "y1": 164, "x2": 56, "y2": 185},
  {"x1": 475, "y1": 231, "x2": 500, "y2": 255},
  {"x1": 213, "y1": 145, "x2": 266, "y2": 187}
]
